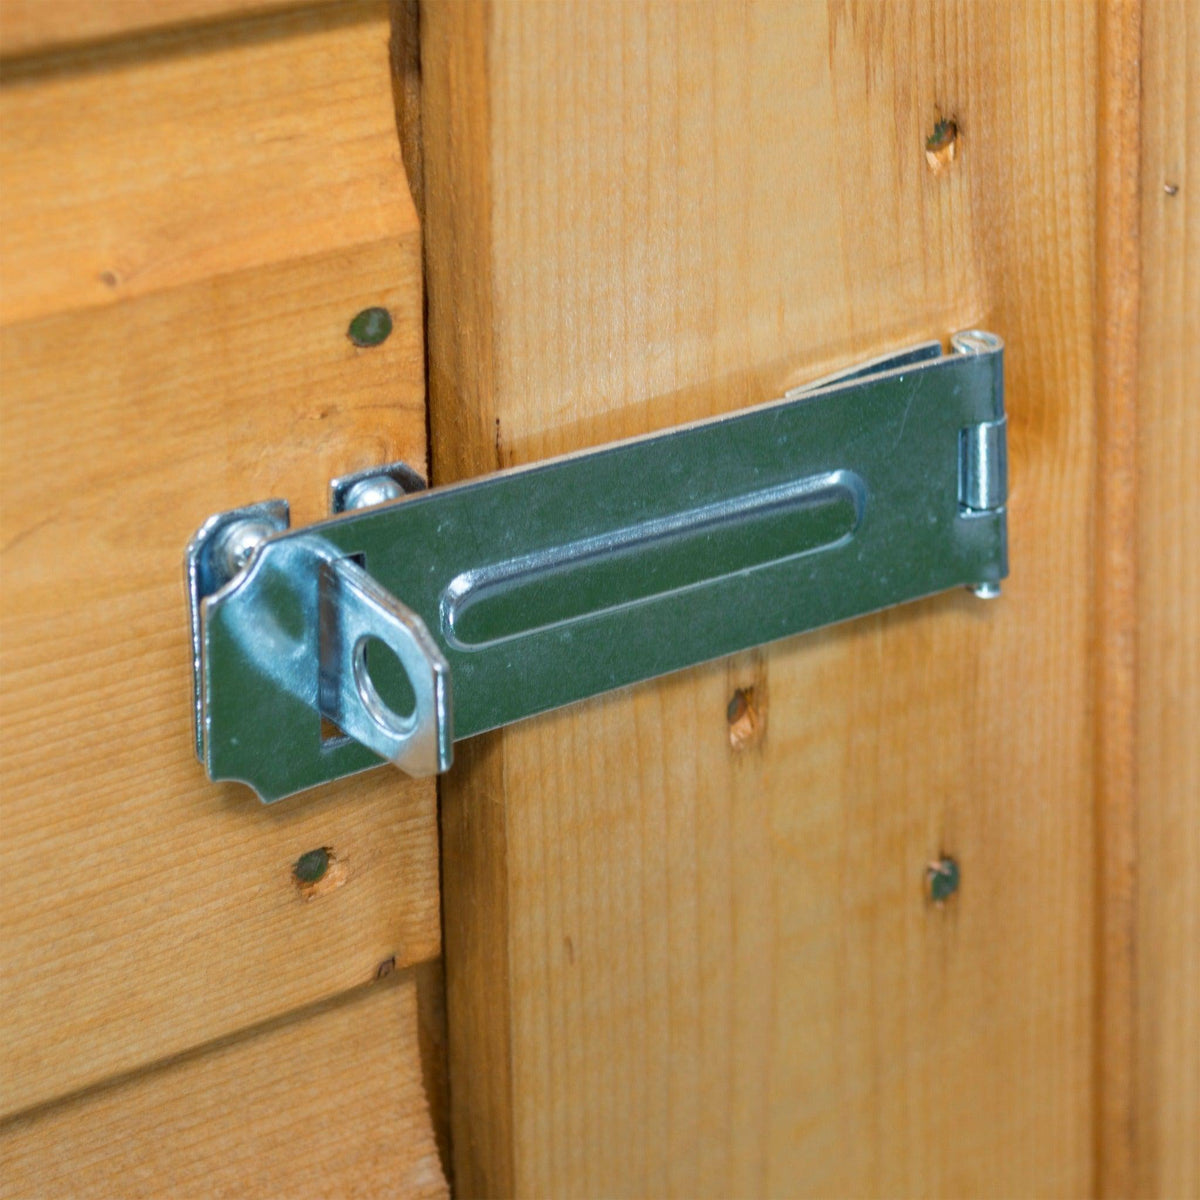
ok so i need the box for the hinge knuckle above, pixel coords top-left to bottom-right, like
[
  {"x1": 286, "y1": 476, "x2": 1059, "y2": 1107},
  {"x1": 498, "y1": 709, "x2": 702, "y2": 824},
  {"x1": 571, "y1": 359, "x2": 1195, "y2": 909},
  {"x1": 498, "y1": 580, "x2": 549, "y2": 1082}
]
[{"x1": 959, "y1": 417, "x2": 1008, "y2": 513}]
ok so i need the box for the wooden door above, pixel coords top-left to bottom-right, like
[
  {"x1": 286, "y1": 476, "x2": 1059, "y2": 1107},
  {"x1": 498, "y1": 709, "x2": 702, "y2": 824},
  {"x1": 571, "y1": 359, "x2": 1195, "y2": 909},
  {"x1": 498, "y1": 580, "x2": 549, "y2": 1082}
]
[
  {"x1": 0, "y1": 4, "x2": 448, "y2": 1194},
  {"x1": 416, "y1": 2, "x2": 1197, "y2": 1197}
]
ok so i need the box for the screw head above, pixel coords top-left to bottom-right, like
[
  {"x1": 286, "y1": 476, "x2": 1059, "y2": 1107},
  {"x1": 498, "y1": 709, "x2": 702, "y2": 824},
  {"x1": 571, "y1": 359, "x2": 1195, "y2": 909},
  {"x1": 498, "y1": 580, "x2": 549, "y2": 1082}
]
[
  {"x1": 970, "y1": 581, "x2": 1002, "y2": 600},
  {"x1": 342, "y1": 475, "x2": 405, "y2": 511},
  {"x1": 329, "y1": 461, "x2": 427, "y2": 514},
  {"x1": 293, "y1": 847, "x2": 330, "y2": 884},
  {"x1": 927, "y1": 857, "x2": 960, "y2": 904},
  {"x1": 212, "y1": 518, "x2": 275, "y2": 584},
  {"x1": 347, "y1": 307, "x2": 393, "y2": 348}
]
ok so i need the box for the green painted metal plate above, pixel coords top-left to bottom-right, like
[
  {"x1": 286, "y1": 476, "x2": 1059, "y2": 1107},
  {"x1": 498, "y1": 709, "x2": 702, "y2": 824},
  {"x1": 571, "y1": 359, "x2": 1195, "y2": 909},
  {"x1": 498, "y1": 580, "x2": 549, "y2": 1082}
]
[{"x1": 195, "y1": 334, "x2": 1005, "y2": 800}]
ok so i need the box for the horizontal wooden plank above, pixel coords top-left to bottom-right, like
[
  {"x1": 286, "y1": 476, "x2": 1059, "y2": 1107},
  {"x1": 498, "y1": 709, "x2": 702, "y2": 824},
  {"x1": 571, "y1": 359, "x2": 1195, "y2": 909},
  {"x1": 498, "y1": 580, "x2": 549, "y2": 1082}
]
[
  {"x1": 0, "y1": 1, "x2": 340, "y2": 58},
  {"x1": 0, "y1": 235, "x2": 435, "y2": 1118},
  {"x1": 0, "y1": 967, "x2": 448, "y2": 1199},
  {"x1": 0, "y1": 1, "x2": 412, "y2": 325}
]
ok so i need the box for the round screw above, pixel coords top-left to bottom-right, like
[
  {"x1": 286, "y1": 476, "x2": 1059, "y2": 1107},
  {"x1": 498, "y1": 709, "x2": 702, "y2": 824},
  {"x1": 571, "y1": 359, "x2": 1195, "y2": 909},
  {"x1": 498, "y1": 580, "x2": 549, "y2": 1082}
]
[
  {"x1": 342, "y1": 475, "x2": 404, "y2": 511},
  {"x1": 926, "y1": 857, "x2": 960, "y2": 904},
  {"x1": 293, "y1": 847, "x2": 330, "y2": 885},
  {"x1": 347, "y1": 307, "x2": 393, "y2": 348},
  {"x1": 212, "y1": 517, "x2": 275, "y2": 584},
  {"x1": 970, "y1": 581, "x2": 1002, "y2": 599},
  {"x1": 925, "y1": 117, "x2": 958, "y2": 176}
]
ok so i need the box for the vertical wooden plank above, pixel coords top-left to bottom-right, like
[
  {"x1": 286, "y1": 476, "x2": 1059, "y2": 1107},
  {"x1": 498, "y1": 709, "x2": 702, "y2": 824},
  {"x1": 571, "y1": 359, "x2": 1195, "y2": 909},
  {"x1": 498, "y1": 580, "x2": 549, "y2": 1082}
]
[
  {"x1": 420, "y1": 7, "x2": 515, "y2": 1194},
  {"x1": 1135, "y1": 1, "x2": 1200, "y2": 1196},
  {"x1": 1093, "y1": 0, "x2": 1142, "y2": 1193},
  {"x1": 424, "y1": 2, "x2": 1101, "y2": 1195}
]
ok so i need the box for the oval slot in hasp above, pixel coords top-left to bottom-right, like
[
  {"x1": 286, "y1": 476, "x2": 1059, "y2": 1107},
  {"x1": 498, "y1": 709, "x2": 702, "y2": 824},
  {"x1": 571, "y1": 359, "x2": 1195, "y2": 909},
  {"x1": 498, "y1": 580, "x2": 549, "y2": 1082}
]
[{"x1": 442, "y1": 469, "x2": 866, "y2": 650}]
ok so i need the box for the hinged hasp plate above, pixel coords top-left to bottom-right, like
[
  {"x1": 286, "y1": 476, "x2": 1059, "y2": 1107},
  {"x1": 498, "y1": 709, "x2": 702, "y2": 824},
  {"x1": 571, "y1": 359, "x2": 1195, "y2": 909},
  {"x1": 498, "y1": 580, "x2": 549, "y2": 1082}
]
[{"x1": 188, "y1": 330, "x2": 1006, "y2": 801}]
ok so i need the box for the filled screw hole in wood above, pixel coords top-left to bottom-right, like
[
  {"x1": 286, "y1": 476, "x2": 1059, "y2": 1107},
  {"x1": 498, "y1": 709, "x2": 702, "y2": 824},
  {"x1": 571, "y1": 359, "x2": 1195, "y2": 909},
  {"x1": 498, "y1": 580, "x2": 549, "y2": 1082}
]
[
  {"x1": 926, "y1": 857, "x2": 961, "y2": 905},
  {"x1": 727, "y1": 687, "x2": 764, "y2": 751},
  {"x1": 925, "y1": 118, "x2": 958, "y2": 175},
  {"x1": 292, "y1": 847, "x2": 347, "y2": 899}
]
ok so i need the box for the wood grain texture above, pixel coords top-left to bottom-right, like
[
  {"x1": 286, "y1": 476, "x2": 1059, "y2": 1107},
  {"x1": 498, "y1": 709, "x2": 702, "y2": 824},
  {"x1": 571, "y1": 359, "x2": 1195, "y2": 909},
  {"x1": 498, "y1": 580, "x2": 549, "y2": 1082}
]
[
  {"x1": 389, "y1": 0, "x2": 424, "y2": 225},
  {"x1": 420, "y1": 9, "x2": 512, "y2": 1194},
  {"x1": 425, "y1": 2, "x2": 1100, "y2": 1195},
  {"x1": 1093, "y1": 0, "x2": 1142, "y2": 1194},
  {"x1": 0, "y1": 0, "x2": 340, "y2": 58},
  {"x1": 0, "y1": 2, "x2": 407, "y2": 325},
  {"x1": 0, "y1": 2, "x2": 437, "y2": 1119},
  {"x1": 0, "y1": 966, "x2": 448, "y2": 1199},
  {"x1": 1135, "y1": 1, "x2": 1200, "y2": 1195}
]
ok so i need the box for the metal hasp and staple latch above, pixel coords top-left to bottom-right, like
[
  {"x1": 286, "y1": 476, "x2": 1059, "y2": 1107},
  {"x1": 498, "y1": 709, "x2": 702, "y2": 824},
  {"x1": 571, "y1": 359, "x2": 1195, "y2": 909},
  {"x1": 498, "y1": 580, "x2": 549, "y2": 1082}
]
[{"x1": 187, "y1": 329, "x2": 1007, "y2": 802}]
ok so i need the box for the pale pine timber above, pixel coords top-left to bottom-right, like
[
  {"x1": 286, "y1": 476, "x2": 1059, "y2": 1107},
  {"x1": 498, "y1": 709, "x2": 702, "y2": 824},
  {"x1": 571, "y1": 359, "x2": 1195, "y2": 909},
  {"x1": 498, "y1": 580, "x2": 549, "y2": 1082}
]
[
  {"x1": 0, "y1": 2, "x2": 409, "y2": 325},
  {"x1": 0, "y1": 967, "x2": 448, "y2": 1200},
  {"x1": 0, "y1": 0, "x2": 340, "y2": 58},
  {"x1": 424, "y1": 2, "x2": 1099, "y2": 1196},
  {"x1": 0, "y1": 1, "x2": 438, "y2": 1120},
  {"x1": 1135, "y1": 0, "x2": 1200, "y2": 1195},
  {"x1": 1093, "y1": 0, "x2": 1142, "y2": 1193}
]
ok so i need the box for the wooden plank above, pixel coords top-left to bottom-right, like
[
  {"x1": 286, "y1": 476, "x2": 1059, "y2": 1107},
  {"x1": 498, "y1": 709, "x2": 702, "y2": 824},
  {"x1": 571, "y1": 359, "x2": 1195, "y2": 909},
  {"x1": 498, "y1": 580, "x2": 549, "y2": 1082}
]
[
  {"x1": 1135, "y1": 1, "x2": 1200, "y2": 1195},
  {"x1": 417, "y1": 11, "x2": 511, "y2": 1193},
  {"x1": 0, "y1": 966, "x2": 448, "y2": 1199},
  {"x1": 424, "y1": 3, "x2": 1101, "y2": 1195},
  {"x1": 0, "y1": 1, "x2": 339, "y2": 59},
  {"x1": 1093, "y1": 0, "x2": 1142, "y2": 1193},
  {"x1": 0, "y1": 0, "x2": 437, "y2": 1120},
  {"x1": 0, "y1": 2, "x2": 408, "y2": 325},
  {"x1": 0, "y1": 236, "x2": 436, "y2": 1119}
]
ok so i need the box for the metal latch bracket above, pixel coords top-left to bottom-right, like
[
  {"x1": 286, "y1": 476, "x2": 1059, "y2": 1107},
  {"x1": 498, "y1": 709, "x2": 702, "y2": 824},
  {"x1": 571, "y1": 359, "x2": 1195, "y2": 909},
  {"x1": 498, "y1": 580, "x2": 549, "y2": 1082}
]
[{"x1": 187, "y1": 330, "x2": 1007, "y2": 801}]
